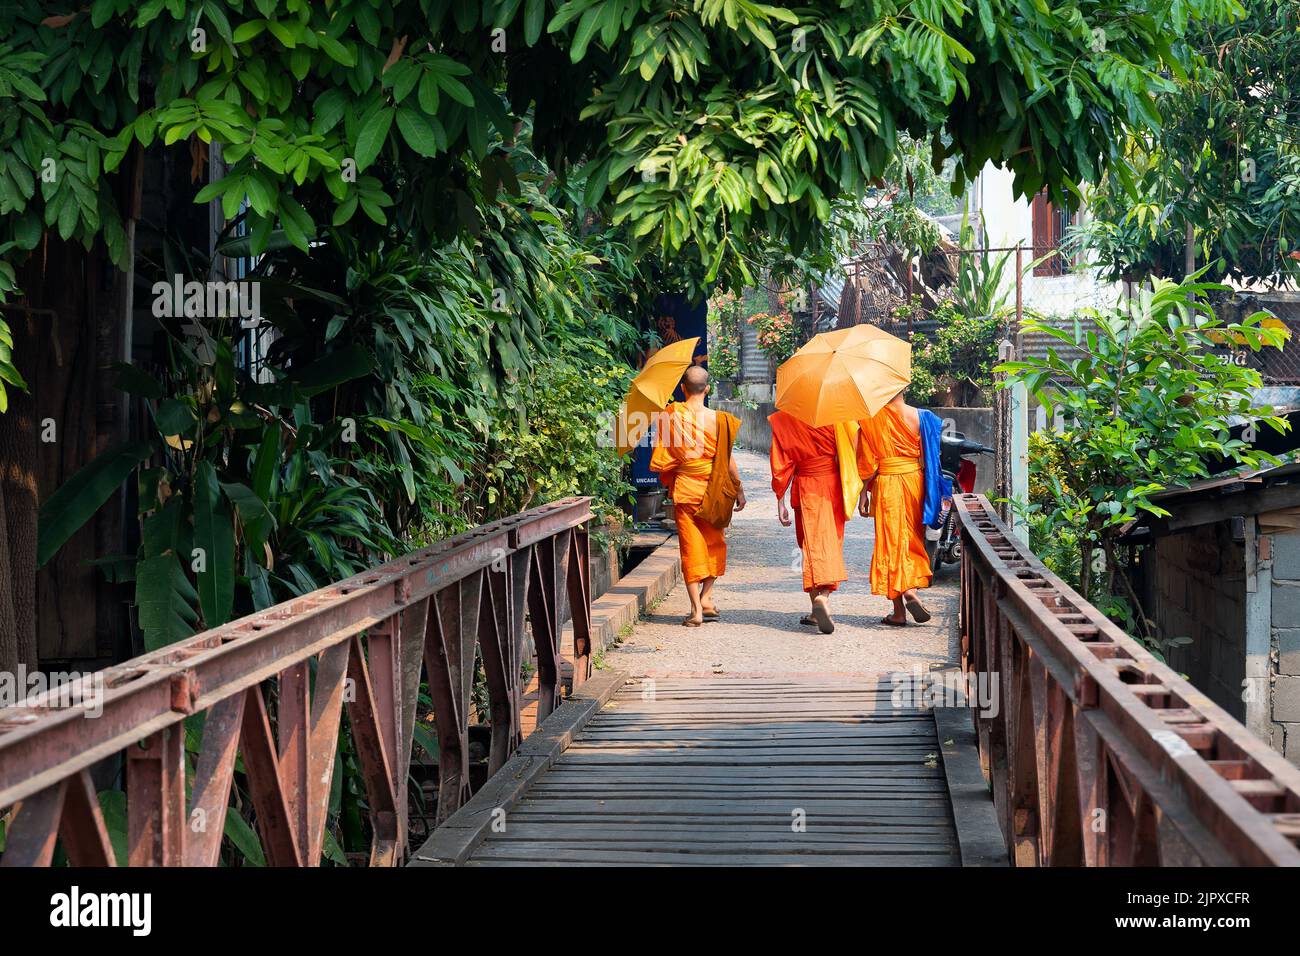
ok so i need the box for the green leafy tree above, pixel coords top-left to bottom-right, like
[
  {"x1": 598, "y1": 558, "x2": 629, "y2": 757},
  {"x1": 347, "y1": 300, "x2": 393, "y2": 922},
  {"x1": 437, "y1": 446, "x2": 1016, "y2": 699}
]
[
  {"x1": 1067, "y1": 0, "x2": 1300, "y2": 285},
  {"x1": 998, "y1": 276, "x2": 1288, "y2": 639},
  {"x1": 0, "y1": 0, "x2": 1248, "y2": 407}
]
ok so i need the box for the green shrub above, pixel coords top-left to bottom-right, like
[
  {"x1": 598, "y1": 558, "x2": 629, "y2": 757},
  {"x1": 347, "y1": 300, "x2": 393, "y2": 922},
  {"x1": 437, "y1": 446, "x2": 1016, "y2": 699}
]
[
  {"x1": 1001, "y1": 276, "x2": 1289, "y2": 644},
  {"x1": 905, "y1": 300, "x2": 1002, "y2": 407}
]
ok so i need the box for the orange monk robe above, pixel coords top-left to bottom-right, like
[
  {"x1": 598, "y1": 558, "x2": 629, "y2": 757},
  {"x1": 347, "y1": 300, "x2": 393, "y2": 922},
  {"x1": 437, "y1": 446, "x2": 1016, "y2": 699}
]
[
  {"x1": 651, "y1": 403, "x2": 728, "y2": 584},
  {"x1": 769, "y1": 411, "x2": 847, "y2": 593},
  {"x1": 856, "y1": 406, "x2": 933, "y2": 599}
]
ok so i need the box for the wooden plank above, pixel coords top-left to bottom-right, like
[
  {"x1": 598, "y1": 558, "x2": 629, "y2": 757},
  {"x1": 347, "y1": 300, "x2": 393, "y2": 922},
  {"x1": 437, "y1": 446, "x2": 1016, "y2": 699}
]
[
  {"x1": 544, "y1": 763, "x2": 944, "y2": 776},
  {"x1": 511, "y1": 798, "x2": 952, "y2": 817},
  {"x1": 473, "y1": 842, "x2": 951, "y2": 858},
  {"x1": 597, "y1": 703, "x2": 921, "y2": 713},
  {"x1": 445, "y1": 676, "x2": 999, "y2": 867},
  {"x1": 932, "y1": 700, "x2": 1009, "y2": 867},
  {"x1": 562, "y1": 742, "x2": 939, "y2": 755},
  {"x1": 468, "y1": 846, "x2": 957, "y2": 866},
  {"x1": 508, "y1": 812, "x2": 958, "y2": 829},
  {"x1": 529, "y1": 786, "x2": 950, "y2": 799},
  {"x1": 407, "y1": 668, "x2": 627, "y2": 866},
  {"x1": 478, "y1": 822, "x2": 956, "y2": 842},
  {"x1": 574, "y1": 727, "x2": 937, "y2": 741},
  {"x1": 585, "y1": 717, "x2": 937, "y2": 728},
  {"x1": 553, "y1": 753, "x2": 940, "y2": 767},
  {"x1": 571, "y1": 736, "x2": 936, "y2": 749}
]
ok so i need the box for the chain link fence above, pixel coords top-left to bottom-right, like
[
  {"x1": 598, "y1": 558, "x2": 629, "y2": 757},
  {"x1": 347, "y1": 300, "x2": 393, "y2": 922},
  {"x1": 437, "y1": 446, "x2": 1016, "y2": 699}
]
[{"x1": 1215, "y1": 292, "x2": 1300, "y2": 385}]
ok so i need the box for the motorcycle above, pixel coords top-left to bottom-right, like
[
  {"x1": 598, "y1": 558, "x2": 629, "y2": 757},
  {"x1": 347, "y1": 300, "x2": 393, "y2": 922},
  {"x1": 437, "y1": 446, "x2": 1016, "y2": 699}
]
[{"x1": 926, "y1": 432, "x2": 994, "y2": 573}]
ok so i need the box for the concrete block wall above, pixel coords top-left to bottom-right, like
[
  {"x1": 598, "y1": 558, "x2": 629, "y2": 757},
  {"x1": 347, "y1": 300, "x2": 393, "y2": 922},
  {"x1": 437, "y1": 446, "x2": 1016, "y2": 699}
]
[
  {"x1": 936, "y1": 408, "x2": 995, "y2": 495},
  {"x1": 715, "y1": 398, "x2": 776, "y2": 454},
  {"x1": 1154, "y1": 523, "x2": 1248, "y2": 720},
  {"x1": 1268, "y1": 532, "x2": 1300, "y2": 763}
]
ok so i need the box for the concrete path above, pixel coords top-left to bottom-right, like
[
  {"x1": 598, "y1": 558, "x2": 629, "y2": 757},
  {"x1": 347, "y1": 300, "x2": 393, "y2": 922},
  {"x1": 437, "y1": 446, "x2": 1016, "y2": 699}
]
[{"x1": 606, "y1": 450, "x2": 960, "y2": 678}]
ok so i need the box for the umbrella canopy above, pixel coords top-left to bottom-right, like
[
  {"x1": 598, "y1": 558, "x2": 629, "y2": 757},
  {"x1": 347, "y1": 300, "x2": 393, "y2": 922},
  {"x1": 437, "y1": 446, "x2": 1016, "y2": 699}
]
[
  {"x1": 616, "y1": 337, "x2": 700, "y2": 455},
  {"x1": 775, "y1": 324, "x2": 910, "y2": 427}
]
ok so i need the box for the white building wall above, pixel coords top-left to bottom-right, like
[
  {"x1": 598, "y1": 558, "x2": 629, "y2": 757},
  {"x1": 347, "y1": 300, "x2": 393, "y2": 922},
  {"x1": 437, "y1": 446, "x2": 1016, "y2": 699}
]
[{"x1": 972, "y1": 164, "x2": 1124, "y2": 318}]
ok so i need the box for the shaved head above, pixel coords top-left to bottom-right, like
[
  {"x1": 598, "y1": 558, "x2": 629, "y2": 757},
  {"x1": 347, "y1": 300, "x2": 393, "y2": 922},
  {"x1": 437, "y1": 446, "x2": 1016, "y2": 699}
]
[{"x1": 682, "y1": 366, "x2": 710, "y2": 396}]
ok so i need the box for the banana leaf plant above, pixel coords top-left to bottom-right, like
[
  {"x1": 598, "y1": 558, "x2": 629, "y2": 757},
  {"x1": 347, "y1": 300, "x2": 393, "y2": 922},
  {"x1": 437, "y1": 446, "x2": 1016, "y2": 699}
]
[{"x1": 37, "y1": 308, "x2": 387, "y2": 651}]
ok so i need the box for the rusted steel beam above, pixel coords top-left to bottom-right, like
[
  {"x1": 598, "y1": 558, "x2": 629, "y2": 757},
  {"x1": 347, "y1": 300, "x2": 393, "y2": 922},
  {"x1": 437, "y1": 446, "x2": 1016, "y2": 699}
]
[
  {"x1": 0, "y1": 497, "x2": 592, "y2": 867},
  {"x1": 344, "y1": 634, "x2": 400, "y2": 866},
  {"x1": 0, "y1": 498, "x2": 591, "y2": 812},
  {"x1": 423, "y1": 577, "x2": 477, "y2": 825},
  {"x1": 567, "y1": 525, "x2": 593, "y2": 688},
  {"x1": 127, "y1": 726, "x2": 185, "y2": 866},
  {"x1": 955, "y1": 493, "x2": 1300, "y2": 866},
  {"x1": 478, "y1": 565, "x2": 522, "y2": 776},
  {"x1": 240, "y1": 686, "x2": 303, "y2": 866},
  {"x1": 0, "y1": 781, "x2": 66, "y2": 867},
  {"x1": 528, "y1": 537, "x2": 564, "y2": 721},
  {"x1": 277, "y1": 660, "x2": 311, "y2": 853},
  {"x1": 184, "y1": 693, "x2": 245, "y2": 867},
  {"x1": 305, "y1": 639, "x2": 352, "y2": 865}
]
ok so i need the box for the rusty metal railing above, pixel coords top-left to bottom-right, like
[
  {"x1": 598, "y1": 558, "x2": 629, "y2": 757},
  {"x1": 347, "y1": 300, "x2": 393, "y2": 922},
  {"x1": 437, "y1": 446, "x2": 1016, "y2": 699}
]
[
  {"x1": 956, "y1": 494, "x2": 1300, "y2": 866},
  {"x1": 0, "y1": 497, "x2": 592, "y2": 866}
]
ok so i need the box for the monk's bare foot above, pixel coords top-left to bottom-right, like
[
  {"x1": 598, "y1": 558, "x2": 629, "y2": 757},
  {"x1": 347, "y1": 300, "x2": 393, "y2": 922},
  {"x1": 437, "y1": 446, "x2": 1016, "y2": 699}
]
[
  {"x1": 882, "y1": 614, "x2": 907, "y2": 627},
  {"x1": 701, "y1": 603, "x2": 719, "y2": 620},
  {"x1": 810, "y1": 596, "x2": 834, "y2": 634}
]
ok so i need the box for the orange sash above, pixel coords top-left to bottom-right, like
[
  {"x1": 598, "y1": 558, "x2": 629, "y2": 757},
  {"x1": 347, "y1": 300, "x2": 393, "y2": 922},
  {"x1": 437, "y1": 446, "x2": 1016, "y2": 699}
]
[{"x1": 697, "y1": 411, "x2": 741, "y2": 530}]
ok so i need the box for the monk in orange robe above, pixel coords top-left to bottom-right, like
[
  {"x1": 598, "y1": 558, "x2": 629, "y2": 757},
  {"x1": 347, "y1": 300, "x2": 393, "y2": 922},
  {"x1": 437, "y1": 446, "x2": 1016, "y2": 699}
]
[
  {"x1": 769, "y1": 410, "x2": 848, "y2": 633},
  {"x1": 651, "y1": 367, "x2": 746, "y2": 626},
  {"x1": 857, "y1": 393, "x2": 934, "y2": 625}
]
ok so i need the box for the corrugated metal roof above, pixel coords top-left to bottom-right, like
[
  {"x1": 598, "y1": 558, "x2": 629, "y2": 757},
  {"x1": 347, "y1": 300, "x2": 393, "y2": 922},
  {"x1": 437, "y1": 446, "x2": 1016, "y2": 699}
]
[
  {"x1": 817, "y1": 276, "x2": 843, "y2": 314},
  {"x1": 1150, "y1": 461, "x2": 1300, "y2": 503}
]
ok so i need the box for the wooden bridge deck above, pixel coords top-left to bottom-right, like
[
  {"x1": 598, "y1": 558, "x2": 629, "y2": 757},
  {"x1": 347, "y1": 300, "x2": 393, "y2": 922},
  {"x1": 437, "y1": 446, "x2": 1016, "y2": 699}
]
[{"x1": 460, "y1": 676, "x2": 987, "y2": 867}]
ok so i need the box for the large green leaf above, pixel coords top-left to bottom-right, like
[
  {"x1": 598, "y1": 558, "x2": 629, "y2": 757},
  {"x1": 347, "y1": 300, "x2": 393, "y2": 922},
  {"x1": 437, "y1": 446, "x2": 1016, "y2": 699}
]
[
  {"x1": 37, "y1": 441, "x2": 153, "y2": 568},
  {"x1": 321, "y1": 826, "x2": 348, "y2": 866},
  {"x1": 395, "y1": 106, "x2": 441, "y2": 158},
  {"x1": 136, "y1": 552, "x2": 198, "y2": 649},
  {"x1": 288, "y1": 344, "x2": 374, "y2": 396},
  {"x1": 112, "y1": 362, "x2": 164, "y2": 399},
  {"x1": 223, "y1": 810, "x2": 266, "y2": 866},
  {"x1": 221, "y1": 480, "x2": 276, "y2": 555},
  {"x1": 194, "y1": 461, "x2": 236, "y2": 628},
  {"x1": 97, "y1": 790, "x2": 128, "y2": 866},
  {"x1": 250, "y1": 426, "x2": 281, "y2": 501},
  {"x1": 354, "y1": 105, "x2": 394, "y2": 171},
  {"x1": 246, "y1": 547, "x2": 274, "y2": 610}
]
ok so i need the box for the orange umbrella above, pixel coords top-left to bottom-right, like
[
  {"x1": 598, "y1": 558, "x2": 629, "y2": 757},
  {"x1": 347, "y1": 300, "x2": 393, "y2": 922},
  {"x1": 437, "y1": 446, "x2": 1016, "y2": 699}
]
[
  {"x1": 616, "y1": 337, "x2": 700, "y2": 455},
  {"x1": 775, "y1": 324, "x2": 910, "y2": 427}
]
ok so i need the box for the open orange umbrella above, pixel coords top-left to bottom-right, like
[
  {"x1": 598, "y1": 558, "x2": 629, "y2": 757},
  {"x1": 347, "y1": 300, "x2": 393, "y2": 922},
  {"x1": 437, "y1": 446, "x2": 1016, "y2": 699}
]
[
  {"x1": 616, "y1": 337, "x2": 700, "y2": 454},
  {"x1": 775, "y1": 324, "x2": 910, "y2": 427}
]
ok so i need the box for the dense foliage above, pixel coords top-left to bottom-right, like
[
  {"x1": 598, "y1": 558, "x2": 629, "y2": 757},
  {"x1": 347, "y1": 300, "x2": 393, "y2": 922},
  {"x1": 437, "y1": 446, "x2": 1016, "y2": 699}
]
[
  {"x1": 0, "y1": 0, "x2": 1250, "y2": 410},
  {"x1": 748, "y1": 310, "x2": 798, "y2": 362},
  {"x1": 705, "y1": 289, "x2": 743, "y2": 381},
  {"x1": 902, "y1": 226, "x2": 1012, "y2": 408},
  {"x1": 39, "y1": 145, "x2": 639, "y2": 644},
  {"x1": 999, "y1": 275, "x2": 1289, "y2": 641},
  {"x1": 1067, "y1": 0, "x2": 1300, "y2": 285},
  {"x1": 906, "y1": 300, "x2": 1002, "y2": 406}
]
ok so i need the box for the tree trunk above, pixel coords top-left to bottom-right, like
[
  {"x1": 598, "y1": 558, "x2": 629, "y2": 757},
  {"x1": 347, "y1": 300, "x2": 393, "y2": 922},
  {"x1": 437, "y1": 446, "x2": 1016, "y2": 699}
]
[
  {"x1": 0, "y1": 146, "x2": 140, "y2": 675},
  {"x1": 1078, "y1": 539, "x2": 1092, "y2": 601},
  {"x1": 0, "y1": 309, "x2": 40, "y2": 675}
]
